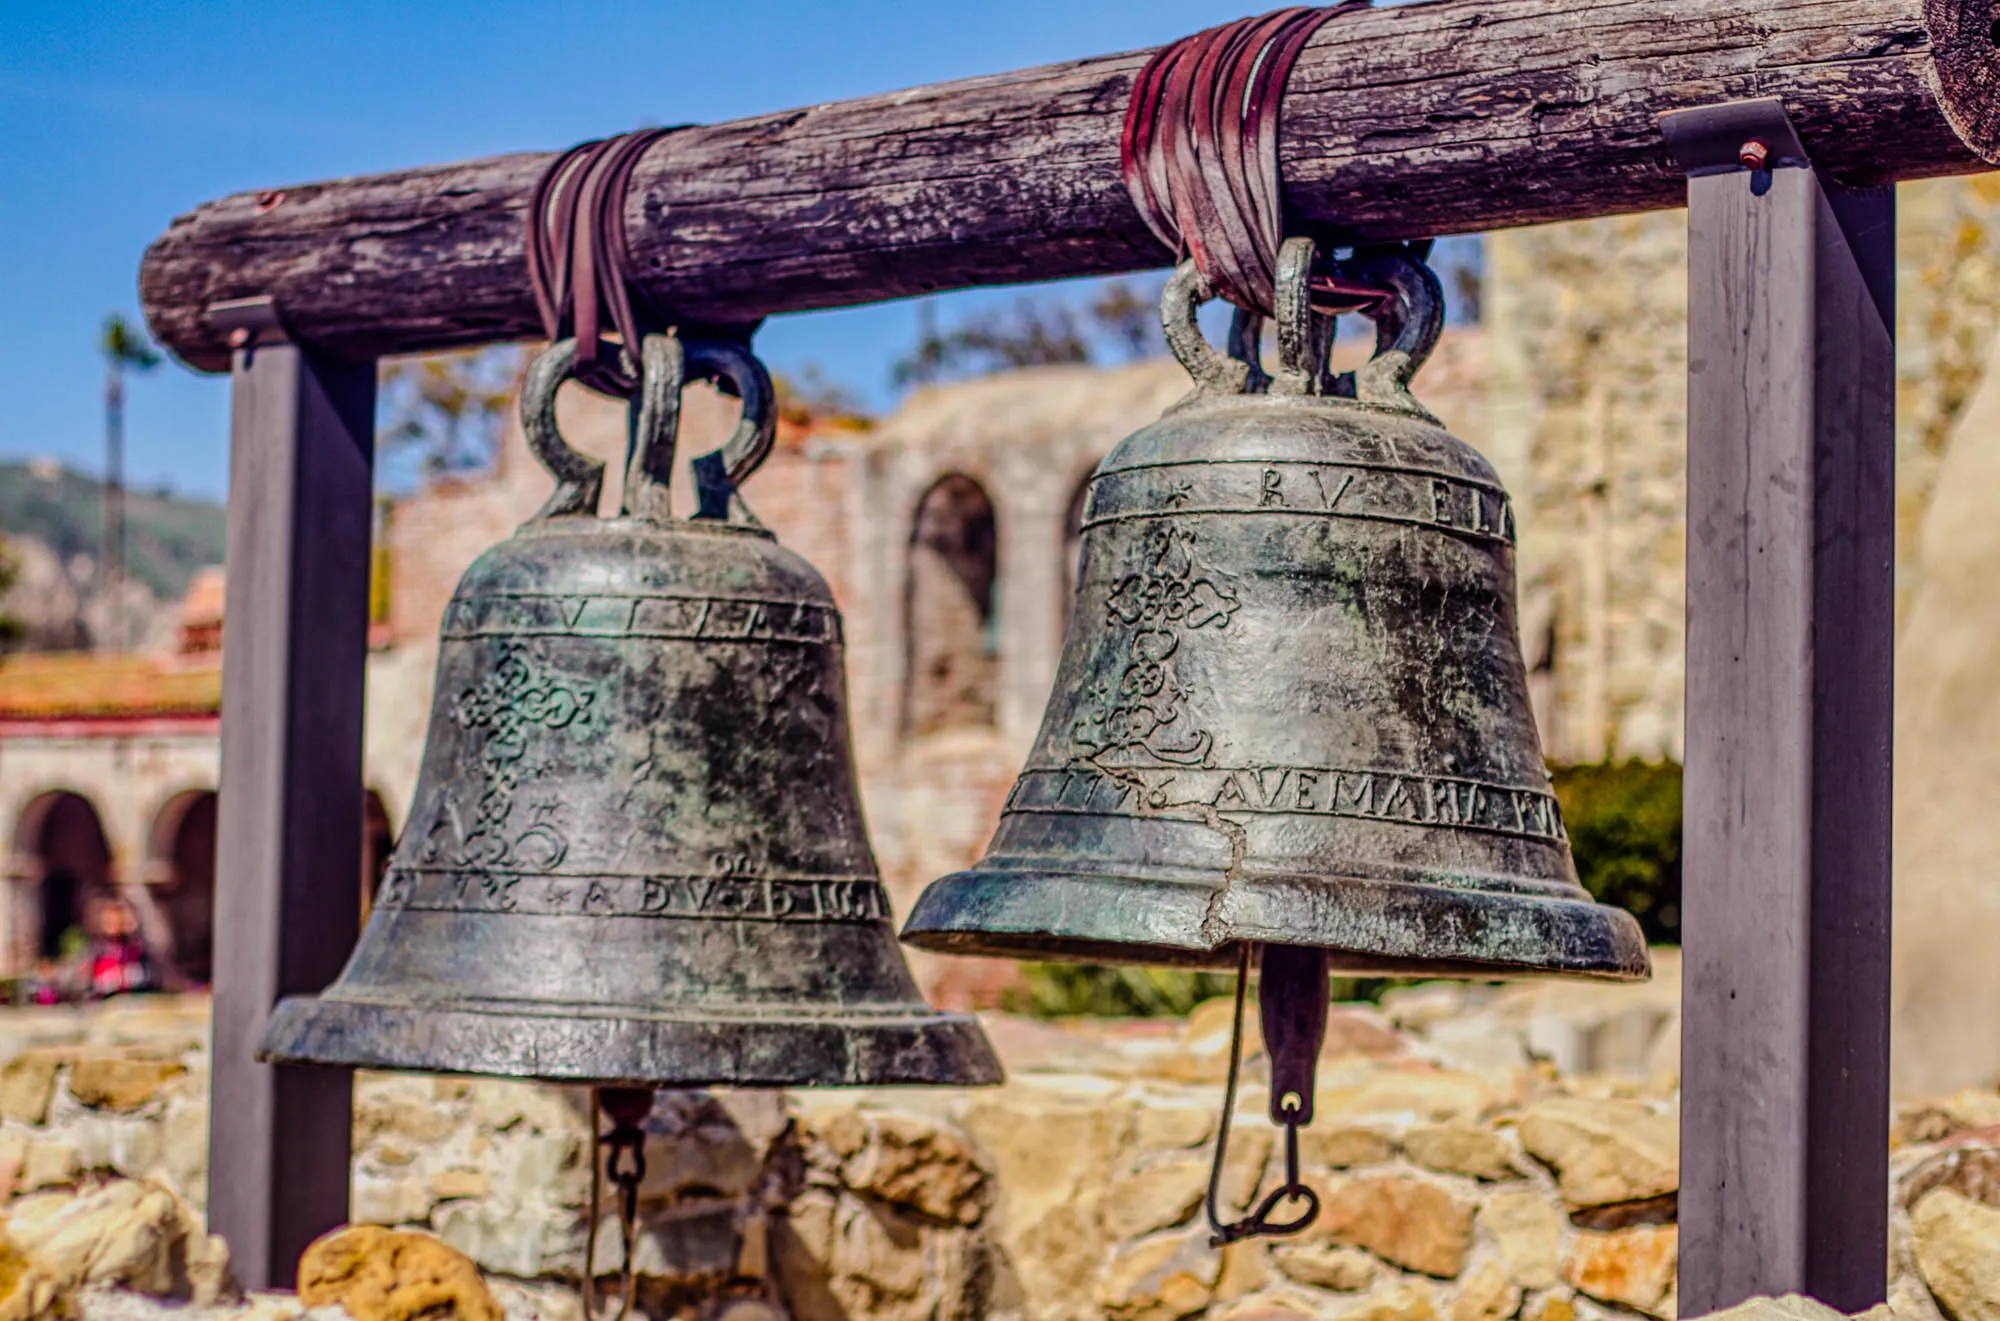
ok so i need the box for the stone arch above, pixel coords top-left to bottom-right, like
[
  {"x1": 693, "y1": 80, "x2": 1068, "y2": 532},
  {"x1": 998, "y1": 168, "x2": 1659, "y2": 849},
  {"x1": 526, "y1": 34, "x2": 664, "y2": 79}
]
[
  {"x1": 903, "y1": 473, "x2": 1001, "y2": 738},
  {"x1": 143, "y1": 789, "x2": 217, "y2": 985},
  {"x1": 12, "y1": 790, "x2": 114, "y2": 966}
]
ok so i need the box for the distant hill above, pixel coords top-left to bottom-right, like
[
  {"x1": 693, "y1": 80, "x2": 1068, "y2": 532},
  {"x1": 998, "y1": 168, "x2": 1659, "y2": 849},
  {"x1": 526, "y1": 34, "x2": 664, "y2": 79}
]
[{"x1": 0, "y1": 461, "x2": 223, "y2": 601}]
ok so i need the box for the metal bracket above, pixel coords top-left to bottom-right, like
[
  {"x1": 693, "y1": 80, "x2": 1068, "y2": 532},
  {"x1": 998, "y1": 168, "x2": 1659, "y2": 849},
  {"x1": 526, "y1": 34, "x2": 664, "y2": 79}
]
[
  {"x1": 1659, "y1": 98, "x2": 1811, "y2": 176},
  {"x1": 1659, "y1": 97, "x2": 1892, "y2": 330},
  {"x1": 207, "y1": 296, "x2": 290, "y2": 354}
]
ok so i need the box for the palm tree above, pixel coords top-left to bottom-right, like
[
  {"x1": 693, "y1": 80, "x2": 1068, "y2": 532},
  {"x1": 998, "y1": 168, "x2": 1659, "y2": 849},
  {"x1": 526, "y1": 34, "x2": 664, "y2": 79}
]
[{"x1": 100, "y1": 315, "x2": 160, "y2": 652}]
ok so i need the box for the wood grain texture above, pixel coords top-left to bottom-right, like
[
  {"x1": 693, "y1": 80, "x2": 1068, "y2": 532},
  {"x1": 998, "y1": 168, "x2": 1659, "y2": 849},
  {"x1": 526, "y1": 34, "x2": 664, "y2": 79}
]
[
  {"x1": 143, "y1": 0, "x2": 1984, "y2": 370},
  {"x1": 1926, "y1": 0, "x2": 2000, "y2": 161}
]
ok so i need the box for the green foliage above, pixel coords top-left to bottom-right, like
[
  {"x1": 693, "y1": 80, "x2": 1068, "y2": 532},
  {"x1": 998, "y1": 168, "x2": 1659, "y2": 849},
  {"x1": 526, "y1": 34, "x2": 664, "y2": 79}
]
[
  {"x1": 1002, "y1": 962, "x2": 1236, "y2": 1019},
  {"x1": 0, "y1": 462, "x2": 224, "y2": 601},
  {"x1": 1551, "y1": 761, "x2": 1683, "y2": 943},
  {"x1": 379, "y1": 347, "x2": 525, "y2": 476}
]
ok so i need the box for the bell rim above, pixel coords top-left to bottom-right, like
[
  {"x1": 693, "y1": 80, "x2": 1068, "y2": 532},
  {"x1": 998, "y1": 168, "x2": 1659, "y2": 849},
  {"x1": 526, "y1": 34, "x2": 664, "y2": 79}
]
[
  {"x1": 257, "y1": 995, "x2": 1004, "y2": 1089},
  {"x1": 902, "y1": 864, "x2": 1652, "y2": 982}
]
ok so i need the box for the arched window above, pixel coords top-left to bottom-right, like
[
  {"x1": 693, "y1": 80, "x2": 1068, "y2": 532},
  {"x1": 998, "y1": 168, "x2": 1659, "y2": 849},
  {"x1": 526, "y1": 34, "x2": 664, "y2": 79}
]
[
  {"x1": 16, "y1": 792, "x2": 113, "y2": 963},
  {"x1": 904, "y1": 475, "x2": 999, "y2": 737},
  {"x1": 147, "y1": 790, "x2": 217, "y2": 985}
]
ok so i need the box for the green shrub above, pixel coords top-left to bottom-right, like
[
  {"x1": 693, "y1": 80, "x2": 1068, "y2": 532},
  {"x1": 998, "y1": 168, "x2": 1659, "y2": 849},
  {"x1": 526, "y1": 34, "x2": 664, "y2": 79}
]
[
  {"x1": 1551, "y1": 761, "x2": 1683, "y2": 943},
  {"x1": 1001, "y1": 963, "x2": 1235, "y2": 1019}
]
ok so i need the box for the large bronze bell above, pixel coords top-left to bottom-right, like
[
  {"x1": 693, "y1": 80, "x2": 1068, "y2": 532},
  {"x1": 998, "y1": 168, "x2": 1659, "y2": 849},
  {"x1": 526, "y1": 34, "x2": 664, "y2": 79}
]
[
  {"x1": 905, "y1": 240, "x2": 1648, "y2": 983},
  {"x1": 263, "y1": 334, "x2": 1000, "y2": 1088}
]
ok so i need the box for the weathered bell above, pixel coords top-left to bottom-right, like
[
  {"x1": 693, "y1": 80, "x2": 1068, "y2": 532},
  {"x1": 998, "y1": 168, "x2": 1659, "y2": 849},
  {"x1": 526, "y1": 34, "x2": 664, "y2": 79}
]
[
  {"x1": 905, "y1": 241, "x2": 1648, "y2": 982},
  {"x1": 263, "y1": 334, "x2": 1001, "y2": 1087}
]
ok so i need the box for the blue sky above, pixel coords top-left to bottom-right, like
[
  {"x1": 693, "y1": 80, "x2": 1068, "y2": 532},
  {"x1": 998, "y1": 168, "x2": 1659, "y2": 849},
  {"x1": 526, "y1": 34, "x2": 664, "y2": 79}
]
[{"x1": 1, "y1": 1, "x2": 1426, "y2": 501}]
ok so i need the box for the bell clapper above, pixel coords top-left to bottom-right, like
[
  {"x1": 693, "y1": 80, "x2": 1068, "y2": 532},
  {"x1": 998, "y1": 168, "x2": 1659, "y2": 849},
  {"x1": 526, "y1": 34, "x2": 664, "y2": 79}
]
[
  {"x1": 584, "y1": 1086, "x2": 654, "y2": 1321},
  {"x1": 1206, "y1": 943, "x2": 1331, "y2": 1246}
]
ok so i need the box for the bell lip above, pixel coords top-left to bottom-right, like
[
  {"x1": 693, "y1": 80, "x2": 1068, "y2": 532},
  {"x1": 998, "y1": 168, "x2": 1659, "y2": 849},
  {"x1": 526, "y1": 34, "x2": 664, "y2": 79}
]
[
  {"x1": 256, "y1": 995, "x2": 1003, "y2": 1089},
  {"x1": 902, "y1": 865, "x2": 1652, "y2": 983}
]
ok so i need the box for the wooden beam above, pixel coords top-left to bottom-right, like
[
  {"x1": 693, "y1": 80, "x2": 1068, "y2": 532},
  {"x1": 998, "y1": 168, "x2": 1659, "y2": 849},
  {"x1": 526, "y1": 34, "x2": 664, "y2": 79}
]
[
  {"x1": 142, "y1": 0, "x2": 2000, "y2": 372},
  {"x1": 210, "y1": 309, "x2": 373, "y2": 1289},
  {"x1": 1670, "y1": 101, "x2": 1895, "y2": 1314}
]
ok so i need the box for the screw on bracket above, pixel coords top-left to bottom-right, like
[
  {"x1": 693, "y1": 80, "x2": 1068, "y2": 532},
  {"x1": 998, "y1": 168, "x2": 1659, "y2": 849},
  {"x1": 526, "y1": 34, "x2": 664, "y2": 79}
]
[{"x1": 1739, "y1": 140, "x2": 1771, "y2": 171}]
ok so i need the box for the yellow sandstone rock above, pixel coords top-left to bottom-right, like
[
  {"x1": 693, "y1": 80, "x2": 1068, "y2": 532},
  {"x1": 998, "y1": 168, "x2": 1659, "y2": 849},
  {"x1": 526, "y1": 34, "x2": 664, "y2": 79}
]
[
  {"x1": 1453, "y1": 1260, "x2": 1525, "y2": 1321},
  {"x1": 1913, "y1": 1188, "x2": 2000, "y2": 1321},
  {"x1": 1565, "y1": 1224, "x2": 1678, "y2": 1316},
  {"x1": 1517, "y1": 1097, "x2": 1678, "y2": 1208},
  {"x1": 0, "y1": 1226, "x2": 70, "y2": 1321},
  {"x1": 1407, "y1": 1122, "x2": 1520, "y2": 1182},
  {"x1": 0, "y1": 1049, "x2": 69, "y2": 1125},
  {"x1": 66, "y1": 1054, "x2": 186, "y2": 1113},
  {"x1": 298, "y1": 1224, "x2": 503, "y2": 1321},
  {"x1": 1479, "y1": 1190, "x2": 1565, "y2": 1290},
  {"x1": 1317, "y1": 1175, "x2": 1475, "y2": 1278},
  {"x1": 1272, "y1": 1242, "x2": 1378, "y2": 1292}
]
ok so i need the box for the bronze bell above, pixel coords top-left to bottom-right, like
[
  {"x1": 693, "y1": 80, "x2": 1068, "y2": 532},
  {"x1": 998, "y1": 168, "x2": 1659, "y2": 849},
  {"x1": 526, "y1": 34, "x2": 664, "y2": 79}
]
[
  {"x1": 262, "y1": 333, "x2": 1000, "y2": 1089},
  {"x1": 905, "y1": 239, "x2": 1649, "y2": 984}
]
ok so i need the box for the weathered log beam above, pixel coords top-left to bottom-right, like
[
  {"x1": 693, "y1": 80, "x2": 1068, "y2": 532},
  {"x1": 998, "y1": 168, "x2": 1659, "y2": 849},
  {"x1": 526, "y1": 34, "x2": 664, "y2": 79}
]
[{"x1": 142, "y1": 0, "x2": 2000, "y2": 371}]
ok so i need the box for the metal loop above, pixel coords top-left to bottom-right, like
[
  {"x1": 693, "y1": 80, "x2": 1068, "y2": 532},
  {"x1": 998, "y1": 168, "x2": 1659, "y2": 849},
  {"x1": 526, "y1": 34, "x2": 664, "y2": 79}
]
[
  {"x1": 1272, "y1": 236, "x2": 1335, "y2": 397},
  {"x1": 521, "y1": 339, "x2": 609, "y2": 520},
  {"x1": 622, "y1": 333, "x2": 684, "y2": 522},
  {"x1": 681, "y1": 339, "x2": 777, "y2": 523},
  {"x1": 1335, "y1": 249, "x2": 1445, "y2": 418},
  {"x1": 522, "y1": 333, "x2": 778, "y2": 526},
  {"x1": 1163, "y1": 262, "x2": 1255, "y2": 398}
]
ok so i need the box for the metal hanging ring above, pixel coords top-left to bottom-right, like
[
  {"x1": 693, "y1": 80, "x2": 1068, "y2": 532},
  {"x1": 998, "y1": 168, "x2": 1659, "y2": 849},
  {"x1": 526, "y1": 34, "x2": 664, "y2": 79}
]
[
  {"x1": 1164, "y1": 262, "x2": 1258, "y2": 399},
  {"x1": 1335, "y1": 249, "x2": 1445, "y2": 417},
  {"x1": 680, "y1": 339, "x2": 777, "y2": 522},
  {"x1": 521, "y1": 338, "x2": 610, "y2": 520}
]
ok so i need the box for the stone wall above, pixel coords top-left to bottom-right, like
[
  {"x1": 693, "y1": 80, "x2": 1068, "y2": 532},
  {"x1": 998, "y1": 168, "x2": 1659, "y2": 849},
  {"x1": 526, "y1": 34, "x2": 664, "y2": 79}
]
[{"x1": 2, "y1": 969, "x2": 1998, "y2": 1321}]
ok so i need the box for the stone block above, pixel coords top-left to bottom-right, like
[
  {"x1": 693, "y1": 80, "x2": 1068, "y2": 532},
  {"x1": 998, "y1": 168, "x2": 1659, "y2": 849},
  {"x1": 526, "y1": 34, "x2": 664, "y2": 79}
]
[
  {"x1": 1099, "y1": 1231, "x2": 1221, "y2": 1321},
  {"x1": 6, "y1": 1177, "x2": 235, "y2": 1305},
  {"x1": 1407, "y1": 1123, "x2": 1519, "y2": 1181},
  {"x1": 1518, "y1": 1098, "x2": 1677, "y2": 1208},
  {"x1": 65, "y1": 1056, "x2": 184, "y2": 1113},
  {"x1": 1454, "y1": 1260, "x2": 1525, "y2": 1321},
  {"x1": 1330, "y1": 1068, "x2": 1498, "y2": 1124},
  {"x1": 1479, "y1": 1190, "x2": 1565, "y2": 1291},
  {"x1": 428, "y1": 1168, "x2": 490, "y2": 1203},
  {"x1": 811, "y1": 1108, "x2": 991, "y2": 1225},
  {"x1": 298, "y1": 1224, "x2": 501, "y2": 1321},
  {"x1": 1272, "y1": 1242, "x2": 1377, "y2": 1292},
  {"x1": 0, "y1": 1049, "x2": 69, "y2": 1125},
  {"x1": 1316, "y1": 1175, "x2": 1475, "y2": 1278},
  {"x1": 19, "y1": 1138, "x2": 81, "y2": 1192},
  {"x1": 1297, "y1": 1121, "x2": 1396, "y2": 1170},
  {"x1": 1690, "y1": 1295, "x2": 1847, "y2": 1321},
  {"x1": 350, "y1": 1172, "x2": 433, "y2": 1229},
  {"x1": 432, "y1": 1198, "x2": 584, "y2": 1281},
  {"x1": 1913, "y1": 1188, "x2": 2000, "y2": 1321},
  {"x1": 1564, "y1": 1224, "x2": 1677, "y2": 1317}
]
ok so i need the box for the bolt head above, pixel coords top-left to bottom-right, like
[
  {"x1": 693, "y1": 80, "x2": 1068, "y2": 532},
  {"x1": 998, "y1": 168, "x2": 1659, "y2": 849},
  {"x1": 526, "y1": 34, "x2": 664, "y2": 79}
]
[{"x1": 1739, "y1": 140, "x2": 1771, "y2": 170}]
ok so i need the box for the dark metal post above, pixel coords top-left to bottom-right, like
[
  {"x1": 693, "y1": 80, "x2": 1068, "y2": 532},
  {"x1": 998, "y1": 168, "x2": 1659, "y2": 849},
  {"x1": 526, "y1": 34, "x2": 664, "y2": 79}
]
[
  {"x1": 209, "y1": 298, "x2": 374, "y2": 1289},
  {"x1": 1663, "y1": 101, "x2": 1895, "y2": 1314}
]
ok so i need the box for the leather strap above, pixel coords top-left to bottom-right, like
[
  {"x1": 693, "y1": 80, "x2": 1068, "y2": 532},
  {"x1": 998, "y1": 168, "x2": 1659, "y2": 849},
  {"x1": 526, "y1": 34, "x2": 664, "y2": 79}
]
[
  {"x1": 526, "y1": 128, "x2": 683, "y2": 398},
  {"x1": 1121, "y1": 5, "x2": 1368, "y2": 316}
]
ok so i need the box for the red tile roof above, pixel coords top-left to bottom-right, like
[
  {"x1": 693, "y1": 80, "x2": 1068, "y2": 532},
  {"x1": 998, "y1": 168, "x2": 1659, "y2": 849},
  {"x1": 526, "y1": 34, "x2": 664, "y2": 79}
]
[{"x1": 0, "y1": 652, "x2": 222, "y2": 721}]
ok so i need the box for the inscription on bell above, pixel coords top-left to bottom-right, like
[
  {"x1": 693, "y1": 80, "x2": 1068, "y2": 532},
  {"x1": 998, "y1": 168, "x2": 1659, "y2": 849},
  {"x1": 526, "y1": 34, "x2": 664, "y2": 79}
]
[
  {"x1": 443, "y1": 592, "x2": 842, "y2": 644},
  {"x1": 1008, "y1": 764, "x2": 1566, "y2": 843},
  {"x1": 378, "y1": 868, "x2": 890, "y2": 922},
  {"x1": 1084, "y1": 459, "x2": 1514, "y2": 545}
]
